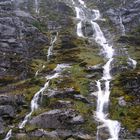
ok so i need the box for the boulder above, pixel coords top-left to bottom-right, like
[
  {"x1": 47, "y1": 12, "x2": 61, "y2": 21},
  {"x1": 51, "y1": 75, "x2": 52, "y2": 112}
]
[
  {"x1": 30, "y1": 109, "x2": 84, "y2": 129},
  {"x1": 0, "y1": 118, "x2": 4, "y2": 134},
  {"x1": 0, "y1": 105, "x2": 15, "y2": 118},
  {"x1": 0, "y1": 94, "x2": 25, "y2": 106}
]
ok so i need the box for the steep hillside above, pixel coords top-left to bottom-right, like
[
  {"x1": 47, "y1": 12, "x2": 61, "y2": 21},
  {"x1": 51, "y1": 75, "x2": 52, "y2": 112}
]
[{"x1": 0, "y1": 0, "x2": 140, "y2": 140}]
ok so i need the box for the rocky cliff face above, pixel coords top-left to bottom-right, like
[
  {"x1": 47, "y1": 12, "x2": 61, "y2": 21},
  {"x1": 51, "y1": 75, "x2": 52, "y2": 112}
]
[{"x1": 0, "y1": 0, "x2": 140, "y2": 140}]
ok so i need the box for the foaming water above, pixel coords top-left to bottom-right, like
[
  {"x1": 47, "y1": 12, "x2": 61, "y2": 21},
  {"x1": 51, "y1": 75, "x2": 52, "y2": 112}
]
[
  {"x1": 91, "y1": 21, "x2": 114, "y2": 59},
  {"x1": 77, "y1": 21, "x2": 84, "y2": 37},
  {"x1": 72, "y1": 0, "x2": 121, "y2": 139},
  {"x1": 75, "y1": 5, "x2": 85, "y2": 37},
  {"x1": 128, "y1": 57, "x2": 137, "y2": 69},
  {"x1": 3, "y1": 129, "x2": 12, "y2": 140},
  {"x1": 35, "y1": 0, "x2": 39, "y2": 14}
]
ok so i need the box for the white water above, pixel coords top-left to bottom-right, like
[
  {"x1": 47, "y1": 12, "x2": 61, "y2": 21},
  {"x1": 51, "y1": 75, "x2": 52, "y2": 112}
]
[
  {"x1": 128, "y1": 57, "x2": 137, "y2": 69},
  {"x1": 19, "y1": 63, "x2": 70, "y2": 129},
  {"x1": 3, "y1": 129, "x2": 12, "y2": 140},
  {"x1": 47, "y1": 32, "x2": 58, "y2": 60},
  {"x1": 19, "y1": 81, "x2": 49, "y2": 129},
  {"x1": 91, "y1": 21, "x2": 114, "y2": 59},
  {"x1": 119, "y1": 16, "x2": 125, "y2": 35},
  {"x1": 78, "y1": 0, "x2": 86, "y2": 7},
  {"x1": 77, "y1": 21, "x2": 84, "y2": 37},
  {"x1": 73, "y1": 0, "x2": 120, "y2": 139},
  {"x1": 35, "y1": 0, "x2": 39, "y2": 14},
  {"x1": 75, "y1": 5, "x2": 85, "y2": 37}
]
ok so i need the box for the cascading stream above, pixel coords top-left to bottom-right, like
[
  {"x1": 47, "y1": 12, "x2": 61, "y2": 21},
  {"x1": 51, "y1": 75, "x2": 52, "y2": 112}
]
[
  {"x1": 128, "y1": 57, "x2": 137, "y2": 69},
  {"x1": 3, "y1": 129, "x2": 12, "y2": 140},
  {"x1": 19, "y1": 63, "x2": 70, "y2": 129},
  {"x1": 72, "y1": 0, "x2": 121, "y2": 139},
  {"x1": 19, "y1": 81, "x2": 50, "y2": 129},
  {"x1": 35, "y1": 0, "x2": 39, "y2": 14}
]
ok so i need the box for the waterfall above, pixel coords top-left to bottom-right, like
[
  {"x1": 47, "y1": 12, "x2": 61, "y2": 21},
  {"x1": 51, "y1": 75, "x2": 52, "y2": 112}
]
[
  {"x1": 19, "y1": 63, "x2": 70, "y2": 129},
  {"x1": 3, "y1": 129, "x2": 12, "y2": 140},
  {"x1": 73, "y1": 0, "x2": 121, "y2": 139},
  {"x1": 35, "y1": 0, "x2": 39, "y2": 14},
  {"x1": 128, "y1": 57, "x2": 137, "y2": 69},
  {"x1": 19, "y1": 81, "x2": 50, "y2": 129},
  {"x1": 90, "y1": 21, "x2": 114, "y2": 59},
  {"x1": 75, "y1": 5, "x2": 85, "y2": 37},
  {"x1": 119, "y1": 15, "x2": 125, "y2": 35},
  {"x1": 47, "y1": 32, "x2": 58, "y2": 60},
  {"x1": 91, "y1": 17, "x2": 120, "y2": 140}
]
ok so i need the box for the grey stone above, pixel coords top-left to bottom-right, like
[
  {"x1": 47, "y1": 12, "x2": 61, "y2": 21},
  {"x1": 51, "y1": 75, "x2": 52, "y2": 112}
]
[
  {"x1": 0, "y1": 105, "x2": 15, "y2": 118},
  {"x1": 30, "y1": 109, "x2": 84, "y2": 129}
]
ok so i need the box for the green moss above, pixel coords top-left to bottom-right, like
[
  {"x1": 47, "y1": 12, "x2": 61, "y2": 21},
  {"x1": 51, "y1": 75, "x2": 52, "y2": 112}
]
[
  {"x1": 73, "y1": 101, "x2": 92, "y2": 115},
  {"x1": 73, "y1": 100, "x2": 96, "y2": 133},
  {"x1": 29, "y1": 59, "x2": 47, "y2": 75},
  {"x1": 25, "y1": 124, "x2": 38, "y2": 132},
  {"x1": 110, "y1": 71, "x2": 140, "y2": 132},
  {"x1": 32, "y1": 21, "x2": 48, "y2": 33},
  {"x1": 110, "y1": 100, "x2": 140, "y2": 132},
  {"x1": 78, "y1": 47, "x2": 103, "y2": 66},
  {"x1": 0, "y1": 74, "x2": 20, "y2": 86}
]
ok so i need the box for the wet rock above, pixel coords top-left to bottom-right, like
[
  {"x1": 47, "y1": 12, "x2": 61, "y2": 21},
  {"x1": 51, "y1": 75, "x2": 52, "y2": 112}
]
[
  {"x1": 49, "y1": 100, "x2": 72, "y2": 109},
  {"x1": 73, "y1": 94, "x2": 89, "y2": 103},
  {"x1": 30, "y1": 129, "x2": 59, "y2": 138},
  {"x1": 0, "y1": 23, "x2": 15, "y2": 36},
  {"x1": 70, "y1": 115, "x2": 84, "y2": 124},
  {"x1": 73, "y1": 132, "x2": 94, "y2": 140},
  {"x1": 136, "y1": 128, "x2": 140, "y2": 136},
  {"x1": 46, "y1": 88, "x2": 80, "y2": 99},
  {"x1": 0, "y1": 94, "x2": 25, "y2": 106},
  {"x1": 0, "y1": 118, "x2": 4, "y2": 134},
  {"x1": 0, "y1": 105, "x2": 15, "y2": 118},
  {"x1": 86, "y1": 64, "x2": 103, "y2": 73},
  {"x1": 83, "y1": 22, "x2": 94, "y2": 37},
  {"x1": 29, "y1": 129, "x2": 94, "y2": 140},
  {"x1": 44, "y1": 88, "x2": 89, "y2": 103},
  {"x1": 30, "y1": 109, "x2": 84, "y2": 129}
]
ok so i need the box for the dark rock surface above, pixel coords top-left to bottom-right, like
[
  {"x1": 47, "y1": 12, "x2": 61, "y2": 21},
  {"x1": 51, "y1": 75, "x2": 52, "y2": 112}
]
[
  {"x1": 0, "y1": 0, "x2": 140, "y2": 140},
  {"x1": 30, "y1": 109, "x2": 84, "y2": 129}
]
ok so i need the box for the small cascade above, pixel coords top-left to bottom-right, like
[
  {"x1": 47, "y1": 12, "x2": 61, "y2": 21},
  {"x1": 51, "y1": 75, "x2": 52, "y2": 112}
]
[
  {"x1": 91, "y1": 21, "x2": 114, "y2": 59},
  {"x1": 128, "y1": 57, "x2": 137, "y2": 69},
  {"x1": 77, "y1": 21, "x2": 84, "y2": 37},
  {"x1": 19, "y1": 81, "x2": 50, "y2": 129},
  {"x1": 35, "y1": 0, "x2": 39, "y2": 14},
  {"x1": 47, "y1": 32, "x2": 58, "y2": 60},
  {"x1": 119, "y1": 15, "x2": 126, "y2": 36},
  {"x1": 74, "y1": 4, "x2": 85, "y2": 37},
  {"x1": 3, "y1": 129, "x2": 12, "y2": 140},
  {"x1": 19, "y1": 63, "x2": 70, "y2": 129}
]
